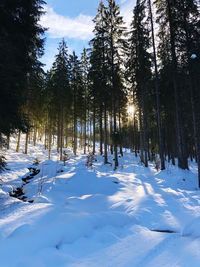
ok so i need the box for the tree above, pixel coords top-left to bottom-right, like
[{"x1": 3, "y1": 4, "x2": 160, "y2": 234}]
[
  {"x1": 127, "y1": 0, "x2": 152, "y2": 167},
  {"x1": 89, "y1": 0, "x2": 110, "y2": 163},
  {"x1": 104, "y1": 0, "x2": 127, "y2": 169},
  {"x1": 49, "y1": 39, "x2": 71, "y2": 160},
  {"x1": 147, "y1": 0, "x2": 165, "y2": 170},
  {"x1": 0, "y1": 0, "x2": 45, "y2": 141},
  {"x1": 81, "y1": 48, "x2": 90, "y2": 154},
  {"x1": 69, "y1": 51, "x2": 84, "y2": 155}
]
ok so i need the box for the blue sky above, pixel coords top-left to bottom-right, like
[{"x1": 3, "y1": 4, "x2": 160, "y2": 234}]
[{"x1": 40, "y1": 0, "x2": 136, "y2": 70}]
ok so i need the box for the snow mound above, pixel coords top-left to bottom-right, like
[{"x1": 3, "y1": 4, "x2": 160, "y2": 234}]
[
  {"x1": 1, "y1": 185, "x2": 13, "y2": 193},
  {"x1": 182, "y1": 217, "x2": 200, "y2": 237},
  {"x1": 1, "y1": 138, "x2": 200, "y2": 266}
]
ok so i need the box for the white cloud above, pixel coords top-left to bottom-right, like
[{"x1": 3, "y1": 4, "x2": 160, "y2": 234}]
[
  {"x1": 121, "y1": 0, "x2": 136, "y2": 27},
  {"x1": 40, "y1": 1, "x2": 136, "y2": 70},
  {"x1": 40, "y1": 6, "x2": 94, "y2": 40},
  {"x1": 40, "y1": 1, "x2": 136, "y2": 40}
]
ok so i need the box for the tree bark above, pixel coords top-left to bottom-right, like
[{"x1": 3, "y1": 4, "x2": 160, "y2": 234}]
[
  {"x1": 99, "y1": 105, "x2": 103, "y2": 155},
  {"x1": 16, "y1": 131, "x2": 21, "y2": 152},
  {"x1": 148, "y1": 0, "x2": 165, "y2": 170},
  {"x1": 93, "y1": 103, "x2": 96, "y2": 154},
  {"x1": 60, "y1": 107, "x2": 64, "y2": 161},
  {"x1": 104, "y1": 104, "x2": 108, "y2": 164},
  {"x1": 25, "y1": 132, "x2": 29, "y2": 154}
]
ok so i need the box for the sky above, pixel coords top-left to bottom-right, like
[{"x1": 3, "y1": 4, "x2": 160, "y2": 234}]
[{"x1": 40, "y1": 0, "x2": 136, "y2": 70}]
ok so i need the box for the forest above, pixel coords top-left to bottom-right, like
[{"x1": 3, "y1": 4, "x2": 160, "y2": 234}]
[
  {"x1": 1, "y1": 1, "x2": 200, "y2": 266},
  {"x1": 1, "y1": 0, "x2": 200, "y2": 180}
]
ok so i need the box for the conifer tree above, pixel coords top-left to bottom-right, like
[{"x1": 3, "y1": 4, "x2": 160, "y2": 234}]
[
  {"x1": 50, "y1": 40, "x2": 71, "y2": 160},
  {"x1": 127, "y1": 0, "x2": 152, "y2": 167},
  {"x1": 81, "y1": 48, "x2": 90, "y2": 154},
  {"x1": 104, "y1": 0, "x2": 127, "y2": 169},
  {"x1": 0, "y1": 0, "x2": 45, "y2": 141},
  {"x1": 147, "y1": 0, "x2": 165, "y2": 170},
  {"x1": 89, "y1": 0, "x2": 110, "y2": 163},
  {"x1": 69, "y1": 52, "x2": 84, "y2": 155}
]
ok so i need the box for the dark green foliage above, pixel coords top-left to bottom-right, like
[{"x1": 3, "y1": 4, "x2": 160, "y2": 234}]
[
  {"x1": 0, "y1": 0, "x2": 45, "y2": 138},
  {"x1": 51, "y1": 39, "x2": 71, "y2": 112},
  {"x1": 127, "y1": 0, "x2": 152, "y2": 166},
  {"x1": 69, "y1": 51, "x2": 84, "y2": 121},
  {"x1": 46, "y1": 39, "x2": 72, "y2": 158}
]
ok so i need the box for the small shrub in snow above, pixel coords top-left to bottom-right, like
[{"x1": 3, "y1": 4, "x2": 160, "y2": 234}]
[
  {"x1": 86, "y1": 153, "x2": 97, "y2": 167},
  {"x1": 63, "y1": 151, "x2": 70, "y2": 166},
  {"x1": 33, "y1": 158, "x2": 40, "y2": 165},
  {"x1": 155, "y1": 156, "x2": 161, "y2": 171},
  {"x1": 0, "y1": 155, "x2": 7, "y2": 172}
]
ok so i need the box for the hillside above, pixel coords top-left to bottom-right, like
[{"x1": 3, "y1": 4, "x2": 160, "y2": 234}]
[{"x1": 0, "y1": 139, "x2": 200, "y2": 267}]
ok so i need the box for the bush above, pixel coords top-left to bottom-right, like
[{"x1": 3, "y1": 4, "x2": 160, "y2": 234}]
[
  {"x1": 0, "y1": 155, "x2": 7, "y2": 172},
  {"x1": 33, "y1": 158, "x2": 40, "y2": 165}
]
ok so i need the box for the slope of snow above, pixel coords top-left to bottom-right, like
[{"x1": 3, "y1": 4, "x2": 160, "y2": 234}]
[{"x1": 0, "y1": 137, "x2": 200, "y2": 267}]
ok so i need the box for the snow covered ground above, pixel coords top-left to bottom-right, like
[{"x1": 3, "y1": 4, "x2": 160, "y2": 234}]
[{"x1": 1, "y1": 137, "x2": 200, "y2": 267}]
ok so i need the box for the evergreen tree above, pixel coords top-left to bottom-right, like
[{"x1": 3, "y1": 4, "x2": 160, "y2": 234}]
[
  {"x1": 0, "y1": 0, "x2": 45, "y2": 141},
  {"x1": 127, "y1": 0, "x2": 152, "y2": 167},
  {"x1": 50, "y1": 39, "x2": 71, "y2": 159},
  {"x1": 147, "y1": 0, "x2": 165, "y2": 170},
  {"x1": 104, "y1": 0, "x2": 127, "y2": 169},
  {"x1": 81, "y1": 48, "x2": 90, "y2": 154},
  {"x1": 69, "y1": 52, "x2": 84, "y2": 155},
  {"x1": 89, "y1": 0, "x2": 110, "y2": 163}
]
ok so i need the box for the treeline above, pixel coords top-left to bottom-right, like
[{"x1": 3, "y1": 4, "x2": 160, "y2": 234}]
[{"x1": 0, "y1": 0, "x2": 200, "y2": 185}]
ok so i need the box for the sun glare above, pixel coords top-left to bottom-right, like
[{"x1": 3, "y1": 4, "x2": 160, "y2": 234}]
[{"x1": 127, "y1": 104, "x2": 135, "y2": 116}]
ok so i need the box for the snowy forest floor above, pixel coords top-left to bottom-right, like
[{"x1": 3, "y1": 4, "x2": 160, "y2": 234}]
[{"x1": 1, "y1": 138, "x2": 200, "y2": 267}]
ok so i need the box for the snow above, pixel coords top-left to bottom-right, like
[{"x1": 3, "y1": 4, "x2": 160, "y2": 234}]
[{"x1": 0, "y1": 137, "x2": 200, "y2": 266}]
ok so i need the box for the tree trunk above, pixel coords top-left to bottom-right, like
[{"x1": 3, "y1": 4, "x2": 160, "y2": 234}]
[
  {"x1": 139, "y1": 108, "x2": 144, "y2": 164},
  {"x1": 73, "y1": 98, "x2": 77, "y2": 156},
  {"x1": 133, "y1": 113, "x2": 138, "y2": 157},
  {"x1": 6, "y1": 134, "x2": 10, "y2": 150},
  {"x1": 60, "y1": 108, "x2": 64, "y2": 161},
  {"x1": 25, "y1": 132, "x2": 29, "y2": 154},
  {"x1": 99, "y1": 105, "x2": 103, "y2": 155},
  {"x1": 141, "y1": 92, "x2": 148, "y2": 167},
  {"x1": 110, "y1": 114, "x2": 113, "y2": 155},
  {"x1": 16, "y1": 131, "x2": 21, "y2": 152},
  {"x1": 104, "y1": 104, "x2": 108, "y2": 164},
  {"x1": 92, "y1": 104, "x2": 96, "y2": 154},
  {"x1": 119, "y1": 110, "x2": 123, "y2": 157},
  {"x1": 148, "y1": 0, "x2": 165, "y2": 170},
  {"x1": 113, "y1": 94, "x2": 118, "y2": 170},
  {"x1": 48, "y1": 123, "x2": 52, "y2": 160},
  {"x1": 57, "y1": 119, "x2": 60, "y2": 153},
  {"x1": 84, "y1": 110, "x2": 87, "y2": 154},
  {"x1": 44, "y1": 126, "x2": 48, "y2": 150},
  {"x1": 33, "y1": 127, "x2": 37, "y2": 146}
]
